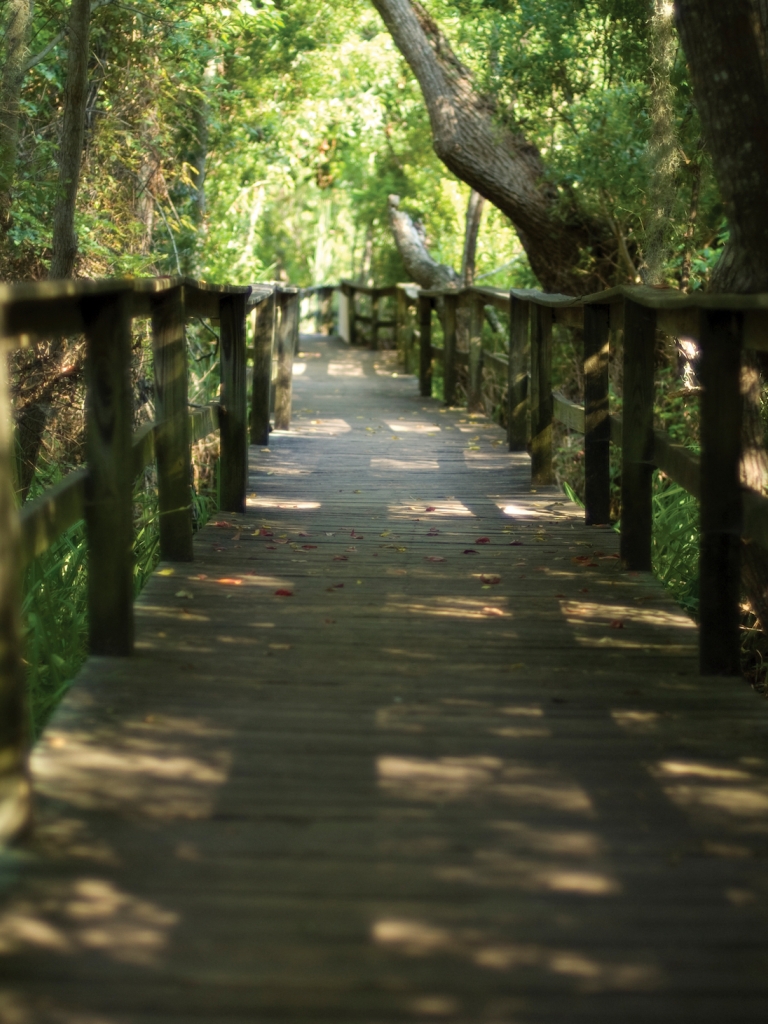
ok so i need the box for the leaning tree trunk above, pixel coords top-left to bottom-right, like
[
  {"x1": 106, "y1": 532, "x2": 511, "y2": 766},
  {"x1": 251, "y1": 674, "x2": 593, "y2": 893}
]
[
  {"x1": 676, "y1": 0, "x2": 768, "y2": 631},
  {"x1": 462, "y1": 190, "x2": 485, "y2": 286},
  {"x1": 0, "y1": 0, "x2": 33, "y2": 248},
  {"x1": 370, "y1": 0, "x2": 616, "y2": 294},
  {"x1": 50, "y1": 0, "x2": 92, "y2": 280}
]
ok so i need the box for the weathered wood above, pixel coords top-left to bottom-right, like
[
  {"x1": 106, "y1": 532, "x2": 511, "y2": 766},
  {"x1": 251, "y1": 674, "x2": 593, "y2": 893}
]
[
  {"x1": 530, "y1": 303, "x2": 554, "y2": 485},
  {"x1": 348, "y1": 286, "x2": 357, "y2": 346},
  {"x1": 698, "y1": 309, "x2": 743, "y2": 675},
  {"x1": 396, "y1": 286, "x2": 410, "y2": 371},
  {"x1": 189, "y1": 403, "x2": 219, "y2": 445},
  {"x1": 443, "y1": 292, "x2": 458, "y2": 406},
  {"x1": 274, "y1": 290, "x2": 299, "y2": 432},
  {"x1": 251, "y1": 293, "x2": 275, "y2": 446},
  {"x1": 371, "y1": 293, "x2": 380, "y2": 350},
  {"x1": 508, "y1": 297, "x2": 530, "y2": 452},
  {"x1": 82, "y1": 292, "x2": 134, "y2": 656},
  {"x1": 552, "y1": 392, "x2": 585, "y2": 433},
  {"x1": 482, "y1": 350, "x2": 508, "y2": 372},
  {"x1": 0, "y1": 338, "x2": 30, "y2": 842},
  {"x1": 583, "y1": 302, "x2": 611, "y2": 525},
  {"x1": 219, "y1": 292, "x2": 248, "y2": 514},
  {"x1": 620, "y1": 299, "x2": 656, "y2": 571},
  {"x1": 652, "y1": 431, "x2": 701, "y2": 500},
  {"x1": 468, "y1": 294, "x2": 484, "y2": 411},
  {"x1": 19, "y1": 468, "x2": 88, "y2": 570},
  {"x1": 418, "y1": 293, "x2": 432, "y2": 397},
  {"x1": 152, "y1": 285, "x2": 193, "y2": 562},
  {"x1": 320, "y1": 286, "x2": 334, "y2": 335}
]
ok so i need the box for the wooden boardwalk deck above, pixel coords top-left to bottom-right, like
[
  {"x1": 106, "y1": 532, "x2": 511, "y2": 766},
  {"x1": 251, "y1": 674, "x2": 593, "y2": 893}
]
[{"x1": 1, "y1": 334, "x2": 767, "y2": 1023}]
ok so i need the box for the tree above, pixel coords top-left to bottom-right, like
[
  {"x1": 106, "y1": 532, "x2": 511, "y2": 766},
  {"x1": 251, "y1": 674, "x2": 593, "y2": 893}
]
[
  {"x1": 0, "y1": 0, "x2": 33, "y2": 245},
  {"x1": 369, "y1": 0, "x2": 618, "y2": 293}
]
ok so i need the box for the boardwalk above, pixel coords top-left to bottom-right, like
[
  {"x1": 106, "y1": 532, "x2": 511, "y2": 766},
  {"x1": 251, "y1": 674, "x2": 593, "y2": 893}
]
[{"x1": 1, "y1": 334, "x2": 767, "y2": 1023}]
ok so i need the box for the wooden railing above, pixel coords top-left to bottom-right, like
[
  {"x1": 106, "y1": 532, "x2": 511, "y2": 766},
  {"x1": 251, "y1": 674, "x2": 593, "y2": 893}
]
[
  {"x1": 339, "y1": 281, "x2": 398, "y2": 348},
  {"x1": 337, "y1": 279, "x2": 768, "y2": 681},
  {"x1": 0, "y1": 275, "x2": 299, "y2": 840}
]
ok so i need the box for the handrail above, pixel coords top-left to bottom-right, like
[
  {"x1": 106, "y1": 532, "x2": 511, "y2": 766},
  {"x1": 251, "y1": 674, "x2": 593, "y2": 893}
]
[{"x1": 0, "y1": 275, "x2": 301, "y2": 842}]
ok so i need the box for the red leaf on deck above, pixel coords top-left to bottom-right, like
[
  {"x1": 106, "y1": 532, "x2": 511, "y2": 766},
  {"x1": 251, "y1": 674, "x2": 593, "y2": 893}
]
[
  {"x1": 509, "y1": 541, "x2": 523, "y2": 546},
  {"x1": 211, "y1": 521, "x2": 233, "y2": 528},
  {"x1": 274, "y1": 589, "x2": 293, "y2": 597},
  {"x1": 579, "y1": 587, "x2": 589, "y2": 594},
  {"x1": 425, "y1": 556, "x2": 445, "y2": 562},
  {"x1": 425, "y1": 506, "x2": 437, "y2": 512},
  {"x1": 476, "y1": 537, "x2": 491, "y2": 544},
  {"x1": 333, "y1": 555, "x2": 348, "y2": 561},
  {"x1": 610, "y1": 619, "x2": 625, "y2": 629},
  {"x1": 265, "y1": 545, "x2": 276, "y2": 550},
  {"x1": 427, "y1": 527, "x2": 439, "y2": 536},
  {"x1": 572, "y1": 555, "x2": 598, "y2": 567},
  {"x1": 463, "y1": 549, "x2": 478, "y2": 555},
  {"x1": 554, "y1": 593, "x2": 566, "y2": 598},
  {"x1": 301, "y1": 544, "x2": 317, "y2": 550},
  {"x1": 599, "y1": 554, "x2": 620, "y2": 560},
  {"x1": 212, "y1": 545, "x2": 225, "y2": 552},
  {"x1": 260, "y1": 528, "x2": 273, "y2": 537}
]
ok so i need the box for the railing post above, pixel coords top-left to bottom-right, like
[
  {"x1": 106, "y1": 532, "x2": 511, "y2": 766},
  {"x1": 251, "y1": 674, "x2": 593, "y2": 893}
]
[
  {"x1": 83, "y1": 291, "x2": 134, "y2": 655},
  {"x1": 0, "y1": 335, "x2": 31, "y2": 841},
  {"x1": 583, "y1": 302, "x2": 611, "y2": 525},
  {"x1": 349, "y1": 287, "x2": 357, "y2": 345},
  {"x1": 320, "y1": 287, "x2": 333, "y2": 335},
  {"x1": 274, "y1": 288, "x2": 299, "y2": 431},
  {"x1": 508, "y1": 296, "x2": 530, "y2": 451},
  {"x1": 620, "y1": 298, "x2": 655, "y2": 570},
  {"x1": 468, "y1": 294, "x2": 483, "y2": 412},
  {"x1": 418, "y1": 293, "x2": 432, "y2": 397},
  {"x1": 372, "y1": 291, "x2": 380, "y2": 350},
  {"x1": 219, "y1": 291, "x2": 248, "y2": 514},
  {"x1": 443, "y1": 292, "x2": 458, "y2": 406},
  {"x1": 152, "y1": 285, "x2": 193, "y2": 562},
  {"x1": 396, "y1": 286, "x2": 408, "y2": 371},
  {"x1": 699, "y1": 309, "x2": 743, "y2": 675},
  {"x1": 250, "y1": 292, "x2": 275, "y2": 446},
  {"x1": 530, "y1": 304, "x2": 554, "y2": 485}
]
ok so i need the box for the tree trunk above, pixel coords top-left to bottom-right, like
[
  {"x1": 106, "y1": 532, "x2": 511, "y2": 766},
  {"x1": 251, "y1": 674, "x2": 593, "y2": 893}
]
[
  {"x1": 50, "y1": 0, "x2": 92, "y2": 280},
  {"x1": 387, "y1": 194, "x2": 459, "y2": 289},
  {"x1": 370, "y1": 0, "x2": 616, "y2": 293},
  {"x1": 0, "y1": 0, "x2": 33, "y2": 246},
  {"x1": 461, "y1": 190, "x2": 484, "y2": 286},
  {"x1": 676, "y1": 0, "x2": 768, "y2": 633}
]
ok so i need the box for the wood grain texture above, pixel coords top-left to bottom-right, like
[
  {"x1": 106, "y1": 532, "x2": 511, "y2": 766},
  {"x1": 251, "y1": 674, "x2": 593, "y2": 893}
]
[
  {"x1": 530, "y1": 304, "x2": 554, "y2": 485},
  {"x1": 620, "y1": 300, "x2": 655, "y2": 571},
  {"x1": 583, "y1": 303, "x2": 611, "y2": 526},
  {"x1": 274, "y1": 292, "x2": 298, "y2": 433},
  {"x1": 443, "y1": 293, "x2": 458, "y2": 407},
  {"x1": 250, "y1": 294, "x2": 275, "y2": 447},
  {"x1": 2, "y1": 336, "x2": 768, "y2": 1022},
  {"x1": 468, "y1": 295, "x2": 483, "y2": 412},
  {"x1": 508, "y1": 297, "x2": 530, "y2": 452},
  {"x1": 418, "y1": 294, "x2": 432, "y2": 398},
  {"x1": 152, "y1": 286, "x2": 193, "y2": 562},
  {"x1": 82, "y1": 292, "x2": 134, "y2": 656},
  {"x1": 219, "y1": 293, "x2": 249, "y2": 513}
]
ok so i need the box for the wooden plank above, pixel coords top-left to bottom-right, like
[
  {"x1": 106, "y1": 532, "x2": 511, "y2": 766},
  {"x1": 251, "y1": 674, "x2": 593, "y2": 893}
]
[
  {"x1": 583, "y1": 302, "x2": 611, "y2": 526},
  {"x1": 552, "y1": 392, "x2": 585, "y2": 432},
  {"x1": 530, "y1": 304, "x2": 554, "y2": 485},
  {"x1": 152, "y1": 285, "x2": 193, "y2": 562},
  {"x1": 274, "y1": 291, "x2": 299, "y2": 433},
  {"x1": 620, "y1": 299, "x2": 655, "y2": 571},
  {"x1": 468, "y1": 294, "x2": 484, "y2": 412},
  {"x1": 19, "y1": 468, "x2": 88, "y2": 570},
  {"x1": 251, "y1": 293, "x2": 275, "y2": 446},
  {"x1": 443, "y1": 293, "x2": 458, "y2": 406},
  {"x1": 396, "y1": 286, "x2": 411, "y2": 373},
  {"x1": 509, "y1": 297, "x2": 530, "y2": 452},
  {"x1": 320, "y1": 287, "x2": 334, "y2": 336},
  {"x1": 189, "y1": 403, "x2": 219, "y2": 445},
  {"x1": 82, "y1": 292, "x2": 134, "y2": 656},
  {"x1": 0, "y1": 339, "x2": 30, "y2": 842},
  {"x1": 468, "y1": 285, "x2": 511, "y2": 313},
  {"x1": 698, "y1": 309, "x2": 743, "y2": 676},
  {"x1": 418, "y1": 294, "x2": 432, "y2": 398},
  {"x1": 482, "y1": 350, "x2": 508, "y2": 372},
  {"x1": 652, "y1": 431, "x2": 700, "y2": 499},
  {"x1": 219, "y1": 292, "x2": 249, "y2": 514},
  {"x1": 371, "y1": 293, "x2": 380, "y2": 350}
]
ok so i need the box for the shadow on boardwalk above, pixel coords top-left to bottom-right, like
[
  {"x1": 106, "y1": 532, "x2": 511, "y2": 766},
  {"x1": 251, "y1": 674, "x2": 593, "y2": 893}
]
[{"x1": 1, "y1": 335, "x2": 767, "y2": 1023}]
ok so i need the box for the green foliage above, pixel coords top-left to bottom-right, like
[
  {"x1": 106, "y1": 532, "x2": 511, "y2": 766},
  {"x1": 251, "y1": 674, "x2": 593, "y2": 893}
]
[{"x1": 651, "y1": 473, "x2": 700, "y2": 616}]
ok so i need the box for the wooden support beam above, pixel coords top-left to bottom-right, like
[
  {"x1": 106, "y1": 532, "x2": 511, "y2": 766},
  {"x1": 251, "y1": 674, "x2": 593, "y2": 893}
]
[
  {"x1": 371, "y1": 293, "x2": 380, "y2": 351},
  {"x1": 82, "y1": 292, "x2": 134, "y2": 656},
  {"x1": 152, "y1": 285, "x2": 193, "y2": 562},
  {"x1": 348, "y1": 286, "x2": 357, "y2": 346},
  {"x1": 396, "y1": 287, "x2": 410, "y2": 372},
  {"x1": 320, "y1": 287, "x2": 334, "y2": 336},
  {"x1": 620, "y1": 299, "x2": 656, "y2": 570},
  {"x1": 250, "y1": 293, "x2": 275, "y2": 446},
  {"x1": 418, "y1": 294, "x2": 432, "y2": 398},
  {"x1": 468, "y1": 294, "x2": 483, "y2": 412},
  {"x1": 0, "y1": 338, "x2": 31, "y2": 842},
  {"x1": 274, "y1": 290, "x2": 299, "y2": 431},
  {"x1": 530, "y1": 304, "x2": 554, "y2": 485},
  {"x1": 698, "y1": 309, "x2": 743, "y2": 676},
  {"x1": 219, "y1": 292, "x2": 248, "y2": 514},
  {"x1": 583, "y1": 303, "x2": 611, "y2": 525},
  {"x1": 508, "y1": 297, "x2": 530, "y2": 451},
  {"x1": 443, "y1": 293, "x2": 458, "y2": 406}
]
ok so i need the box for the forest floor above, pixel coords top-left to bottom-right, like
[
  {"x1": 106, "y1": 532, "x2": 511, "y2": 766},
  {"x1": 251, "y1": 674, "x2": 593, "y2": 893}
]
[{"x1": 0, "y1": 335, "x2": 767, "y2": 1022}]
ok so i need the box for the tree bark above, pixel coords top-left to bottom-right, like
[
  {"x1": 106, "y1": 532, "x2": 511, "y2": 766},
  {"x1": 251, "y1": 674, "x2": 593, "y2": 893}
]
[
  {"x1": 370, "y1": 0, "x2": 616, "y2": 293},
  {"x1": 0, "y1": 0, "x2": 33, "y2": 245},
  {"x1": 50, "y1": 0, "x2": 92, "y2": 279},
  {"x1": 387, "y1": 194, "x2": 459, "y2": 289},
  {"x1": 462, "y1": 190, "x2": 484, "y2": 286}
]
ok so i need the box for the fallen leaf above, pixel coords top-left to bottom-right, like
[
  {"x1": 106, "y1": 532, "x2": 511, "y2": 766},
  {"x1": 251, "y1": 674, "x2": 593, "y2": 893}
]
[
  {"x1": 509, "y1": 662, "x2": 525, "y2": 671},
  {"x1": 333, "y1": 555, "x2": 348, "y2": 561},
  {"x1": 269, "y1": 643, "x2": 291, "y2": 651},
  {"x1": 579, "y1": 587, "x2": 589, "y2": 594},
  {"x1": 324, "y1": 618, "x2": 335, "y2": 624},
  {"x1": 193, "y1": 574, "x2": 208, "y2": 580},
  {"x1": 175, "y1": 590, "x2": 194, "y2": 599},
  {"x1": 325, "y1": 532, "x2": 335, "y2": 537},
  {"x1": 610, "y1": 619, "x2": 625, "y2": 629},
  {"x1": 396, "y1": 547, "x2": 408, "y2": 553},
  {"x1": 509, "y1": 541, "x2": 523, "y2": 546},
  {"x1": 265, "y1": 545, "x2": 276, "y2": 550},
  {"x1": 158, "y1": 568, "x2": 175, "y2": 577},
  {"x1": 353, "y1": 489, "x2": 361, "y2": 494},
  {"x1": 463, "y1": 549, "x2": 478, "y2": 555},
  {"x1": 425, "y1": 556, "x2": 445, "y2": 563},
  {"x1": 481, "y1": 574, "x2": 502, "y2": 585},
  {"x1": 572, "y1": 555, "x2": 598, "y2": 566},
  {"x1": 425, "y1": 506, "x2": 437, "y2": 512},
  {"x1": 217, "y1": 578, "x2": 242, "y2": 586},
  {"x1": 380, "y1": 531, "x2": 391, "y2": 537},
  {"x1": 302, "y1": 544, "x2": 318, "y2": 550},
  {"x1": 483, "y1": 606, "x2": 506, "y2": 617},
  {"x1": 427, "y1": 527, "x2": 440, "y2": 536},
  {"x1": 599, "y1": 554, "x2": 620, "y2": 560},
  {"x1": 347, "y1": 546, "x2": 357, "y2": 552},
  {"x1": 476, "y1": 537, "x2": 491, "y2": 544},
  {"x1": 210, "y1": 521, "x2": 233, "y2": 528},
  {"x1": 212, "y1": 545, "x2": 225, "y2": 552},
  {"x1": 554, "y1": 593, "x2": 566, "y2": 598},
  {"x1": 274, "y1": 589, "x2": 293, "y2": 597}
]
